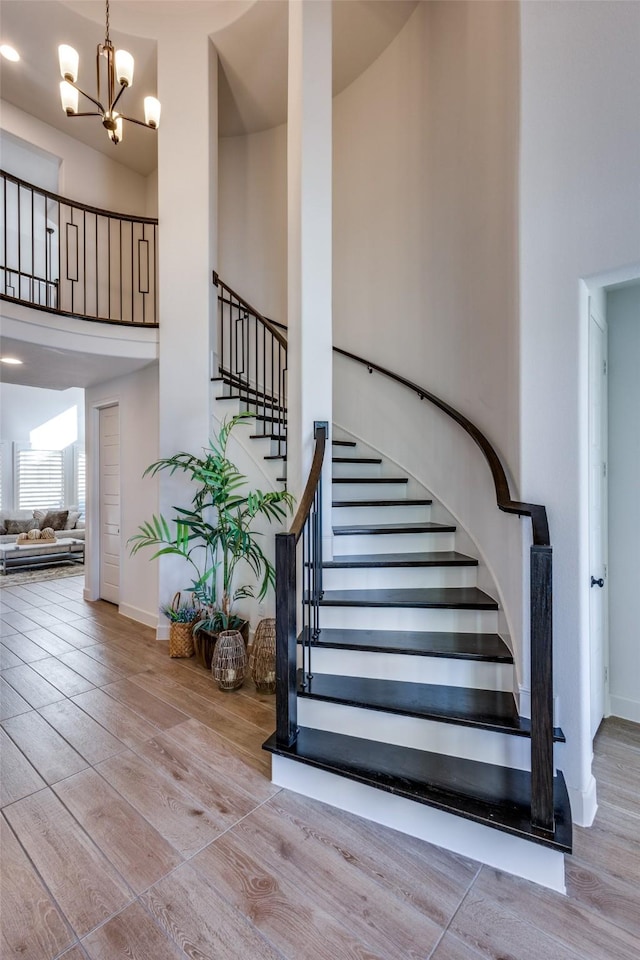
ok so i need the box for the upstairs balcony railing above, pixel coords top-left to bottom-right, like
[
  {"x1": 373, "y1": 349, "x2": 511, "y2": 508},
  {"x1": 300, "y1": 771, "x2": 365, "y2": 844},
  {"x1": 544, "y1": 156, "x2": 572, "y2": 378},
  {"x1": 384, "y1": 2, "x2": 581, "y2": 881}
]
[{"x1": 0, "y1": 170, "x2": 158, "y2": 326}]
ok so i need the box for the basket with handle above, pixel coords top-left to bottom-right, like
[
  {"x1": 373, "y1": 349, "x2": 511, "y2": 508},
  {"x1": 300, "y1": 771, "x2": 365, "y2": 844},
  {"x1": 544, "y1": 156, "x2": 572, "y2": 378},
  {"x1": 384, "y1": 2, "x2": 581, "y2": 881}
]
[{"x1": 167, "y1": 592, "x2": 197, "y2": 658}]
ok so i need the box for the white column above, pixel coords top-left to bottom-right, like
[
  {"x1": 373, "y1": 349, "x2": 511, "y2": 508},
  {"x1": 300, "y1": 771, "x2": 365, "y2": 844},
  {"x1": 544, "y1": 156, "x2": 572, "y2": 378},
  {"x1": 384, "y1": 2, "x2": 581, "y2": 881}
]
[
  {"x1": 156, "y1": 28, "x2": 218, "y2": 610},
  {"x1": 287, "y1": 0, "x2": 333, "y2": 549}
]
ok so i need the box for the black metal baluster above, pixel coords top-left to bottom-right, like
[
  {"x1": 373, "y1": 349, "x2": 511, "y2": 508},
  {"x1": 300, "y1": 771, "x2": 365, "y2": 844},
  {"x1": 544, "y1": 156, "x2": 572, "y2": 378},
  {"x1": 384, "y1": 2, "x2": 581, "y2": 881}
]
[{"x1": 83, "y1": 209, "x2": 87, "y2": 317}]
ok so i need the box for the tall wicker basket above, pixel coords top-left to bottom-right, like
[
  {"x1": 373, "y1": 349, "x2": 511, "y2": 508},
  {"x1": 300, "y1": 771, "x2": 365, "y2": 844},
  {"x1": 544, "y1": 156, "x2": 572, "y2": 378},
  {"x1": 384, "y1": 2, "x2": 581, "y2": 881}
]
[
  {"x1": 212, "y1": 629, "x2": 247, "y2": 690},
  {"x1": 249, "y1": 618, "x2": 276, "y2": 693}
]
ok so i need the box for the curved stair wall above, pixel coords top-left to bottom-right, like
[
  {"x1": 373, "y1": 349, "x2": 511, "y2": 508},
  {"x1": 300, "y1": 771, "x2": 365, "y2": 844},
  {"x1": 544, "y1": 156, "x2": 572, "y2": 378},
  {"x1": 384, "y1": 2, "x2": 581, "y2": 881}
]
[{"x1": 334, "y1": 349, "x2": 526, "y2": 701}]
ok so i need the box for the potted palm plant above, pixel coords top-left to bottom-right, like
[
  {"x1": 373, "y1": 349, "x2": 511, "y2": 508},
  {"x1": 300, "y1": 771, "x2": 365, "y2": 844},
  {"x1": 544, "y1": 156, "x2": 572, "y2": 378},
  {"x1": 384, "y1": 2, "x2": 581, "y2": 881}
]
[{"x1": 128, "y1": 413, "x2": 294, "y2": 667}]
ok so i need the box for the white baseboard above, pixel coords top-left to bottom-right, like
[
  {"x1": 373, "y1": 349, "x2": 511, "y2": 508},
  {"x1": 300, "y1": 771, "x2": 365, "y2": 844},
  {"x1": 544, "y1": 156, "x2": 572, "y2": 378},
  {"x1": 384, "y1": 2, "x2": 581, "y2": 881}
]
[
  {"x1": 118, "y1": 603, "x2": 158, "y2": 630},
  {"x1": 156, "y1": 623, "x2": 170, "y2": 642},
  {"x1": 567, "y1": 773, "x2": 598, "y2": 828},
  {"x1": 271, "y1": 755, "x2": 566, "y2": 893},
  {"x1": 609, "y1": 696, "x2": 640, "y2": 725}
]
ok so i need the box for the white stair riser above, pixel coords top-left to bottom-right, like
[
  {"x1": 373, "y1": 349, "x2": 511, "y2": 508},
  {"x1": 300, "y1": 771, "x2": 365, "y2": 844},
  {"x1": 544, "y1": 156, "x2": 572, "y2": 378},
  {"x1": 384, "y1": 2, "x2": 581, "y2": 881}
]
[
  {"x1": 303, "y1": 646, "x2": 513, "y2": 691},
  {"x1": 318, "y1": 604, "x2": 498, "y2": 632},
  {"x1": 323, "y1": 565, "x2": 476, "y2": 591},
  {"x1": 271, "y1": 756, "x2": 565, "y2": 893},
  {"x1": 332, "y1": 461, "x2": 382, "y2": 479},
  {"x1": 331, "y1": 481, "x2": 409, "y2": 501},
  {"x1": 297, "y1": 697, "x2": 529, "y2": 769},
  {"x1": 332, "y1": 504, "x2": 432, "y2": 525},
  {"x1": 333, "y1": 532, "x2": 455, "y2": 555}
]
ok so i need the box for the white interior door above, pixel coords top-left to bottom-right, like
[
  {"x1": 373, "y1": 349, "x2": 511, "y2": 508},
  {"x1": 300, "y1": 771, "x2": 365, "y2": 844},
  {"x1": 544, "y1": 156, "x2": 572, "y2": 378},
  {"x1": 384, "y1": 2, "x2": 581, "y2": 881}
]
[
  {"x1": 99, "y1": 405, "x2": 120, "y2": 604},
  {"x1": 589, "y1": 305, "x2": 608, "y2": 738}
]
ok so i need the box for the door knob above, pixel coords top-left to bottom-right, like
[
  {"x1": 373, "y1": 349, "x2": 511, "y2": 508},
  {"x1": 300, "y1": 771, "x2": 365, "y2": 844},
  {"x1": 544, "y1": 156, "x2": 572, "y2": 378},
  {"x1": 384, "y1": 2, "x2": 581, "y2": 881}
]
[{"x1": 591, "y1": 576, "x2": 604, "y2": 588}]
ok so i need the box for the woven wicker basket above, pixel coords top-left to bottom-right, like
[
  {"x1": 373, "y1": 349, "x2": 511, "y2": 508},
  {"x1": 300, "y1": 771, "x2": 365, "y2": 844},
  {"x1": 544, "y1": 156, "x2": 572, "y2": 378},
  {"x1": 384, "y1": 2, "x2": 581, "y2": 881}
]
[
  {"x1": 167, "y1": 593, "x2": 196, "y2": 658},
  {"x1": 169, "y1": 621, "x2": 195, "y2": 658},
  {"x1": 212, "y1": 629, "x2": 247, "y2": 690},
  {"x1": 249, "y1": 618, "x2": 276, "y2": 693}
]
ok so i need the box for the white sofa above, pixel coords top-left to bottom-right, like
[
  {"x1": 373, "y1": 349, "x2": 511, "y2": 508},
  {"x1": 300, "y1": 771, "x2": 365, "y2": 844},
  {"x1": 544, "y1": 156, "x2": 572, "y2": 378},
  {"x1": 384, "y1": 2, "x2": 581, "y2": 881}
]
[{"x1": 0, "y1": 507, "x2": 85, "y2": 545}]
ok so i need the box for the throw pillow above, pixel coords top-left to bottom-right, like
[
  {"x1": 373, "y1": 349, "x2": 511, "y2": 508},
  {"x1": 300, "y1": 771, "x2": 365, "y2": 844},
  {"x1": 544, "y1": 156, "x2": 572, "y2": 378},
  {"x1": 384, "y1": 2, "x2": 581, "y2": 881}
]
[
  {"x1": 64, "y1": 510, "x2": 81, "y2": 530},
  {"x1": 33, "y1": 509, "x2": 69, "y2": 531},
  {"x1": 6, "y1": 519, "x2": 38, "y2": 535}
]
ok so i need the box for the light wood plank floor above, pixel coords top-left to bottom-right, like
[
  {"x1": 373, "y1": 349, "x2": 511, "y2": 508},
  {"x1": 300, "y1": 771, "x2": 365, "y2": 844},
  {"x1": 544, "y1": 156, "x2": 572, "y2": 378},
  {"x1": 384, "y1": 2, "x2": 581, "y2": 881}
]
[{"x1": 1, "y1": 575, "x2": 639, "y2": 960}]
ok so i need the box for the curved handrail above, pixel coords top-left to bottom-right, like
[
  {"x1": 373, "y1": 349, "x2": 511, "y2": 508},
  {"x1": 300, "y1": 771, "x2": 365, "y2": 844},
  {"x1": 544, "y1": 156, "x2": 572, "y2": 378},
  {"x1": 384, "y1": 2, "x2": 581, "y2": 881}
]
[
  {"x1": 289, "y1": 423, "x2": 327, "y2": 540},
  {"x1": 1, "y1": 169, "x2": 158, "y2": 224},
  {"x1": 213, "y1": 272, "x2": 287, "y2": 350},
  {"x1": 334, "y1": 346, "x2": 550, "y2": 547}
]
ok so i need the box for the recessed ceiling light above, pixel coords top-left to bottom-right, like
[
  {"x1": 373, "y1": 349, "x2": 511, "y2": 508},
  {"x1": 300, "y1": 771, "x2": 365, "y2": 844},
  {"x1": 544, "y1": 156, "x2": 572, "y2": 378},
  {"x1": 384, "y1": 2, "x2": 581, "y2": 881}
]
[
  {"x1": 0, "y1": 356, "x2": 23, "y2": 365},
  {"x1": 0, "y1": 45, "x2": 20, "y2": 63}
]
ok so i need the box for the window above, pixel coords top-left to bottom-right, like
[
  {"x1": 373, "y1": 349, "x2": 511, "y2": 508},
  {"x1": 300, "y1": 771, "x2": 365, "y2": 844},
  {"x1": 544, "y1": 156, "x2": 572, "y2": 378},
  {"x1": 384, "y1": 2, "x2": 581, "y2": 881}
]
[
  {"x1": 15, "y1": 447, "x2": 64, "y2": 510},
  {"x1": 75, "y1": 446, "x2": 86, "y2": 515}
]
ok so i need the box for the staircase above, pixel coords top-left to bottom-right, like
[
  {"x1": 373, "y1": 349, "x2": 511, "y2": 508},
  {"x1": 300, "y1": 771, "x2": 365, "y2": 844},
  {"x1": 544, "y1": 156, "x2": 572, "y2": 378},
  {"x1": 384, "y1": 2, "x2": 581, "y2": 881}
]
[{"x1": 212, "y1": 275, "x2": 572, "y2": 893}]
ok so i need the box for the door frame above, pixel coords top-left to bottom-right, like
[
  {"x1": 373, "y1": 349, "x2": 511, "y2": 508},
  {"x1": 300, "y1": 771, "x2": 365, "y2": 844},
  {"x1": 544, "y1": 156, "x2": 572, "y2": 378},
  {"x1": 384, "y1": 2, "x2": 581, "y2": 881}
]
[
  {"x1": 84, "y1": 397, "x2": 119, "y2": 603},
  {"x1": 588, "y1": 299, "x2": 609, "y2": 736}
]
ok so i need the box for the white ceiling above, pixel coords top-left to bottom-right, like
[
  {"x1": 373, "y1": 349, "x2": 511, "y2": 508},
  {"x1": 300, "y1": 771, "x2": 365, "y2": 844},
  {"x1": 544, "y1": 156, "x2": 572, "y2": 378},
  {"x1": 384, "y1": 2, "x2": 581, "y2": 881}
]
[
  {"x1": 0, "y1": 335, "x2": 157, "y2": 389},
  {"x1": 0, "y1": 0, "x2": 418, "y2": 171}
]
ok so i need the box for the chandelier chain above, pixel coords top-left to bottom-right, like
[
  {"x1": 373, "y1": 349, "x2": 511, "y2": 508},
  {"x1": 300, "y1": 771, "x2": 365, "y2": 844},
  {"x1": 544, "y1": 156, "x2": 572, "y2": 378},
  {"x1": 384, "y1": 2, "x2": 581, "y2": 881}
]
[{"x1": 105, "y1": 0, "x2": 110, "y2": 45}]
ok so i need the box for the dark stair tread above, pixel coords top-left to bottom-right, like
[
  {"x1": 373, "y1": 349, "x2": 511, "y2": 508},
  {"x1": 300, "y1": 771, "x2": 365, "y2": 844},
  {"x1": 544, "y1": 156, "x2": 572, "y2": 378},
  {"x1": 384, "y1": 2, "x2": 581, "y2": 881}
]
[
  {"x1": 250, "y1": 433, "x2": 287, "y2": 442},
  {"x1": 222, "y1": 394, "x2": 286, "y2": 412},
  {"x1": 334, "y1": 521, "x2": 455, "y2": 536},
  {"x1": 264, "y1": 454, "x2": 287, "y2": 461},
  {"x1": 214, "y1": 371, "x2": 281, "y2": 404},
  {"x1": 333, "y1": 498, "x2": 432, "y2": 508},
  {"x1": 263, "y1": 727, "x2": 572, "y2": 852},
  {"x1": 332, "y1": 477, "x2": 409, "y2": 485},
  {"x1": 332, "y1": 439, "x2": 357, "y2": 447},
  {"x1": 324, "y1": 550, "x2": 477, "y2": 568},
  {"x1": 332, "y1": 457, "x2": 382, "y2": 464},
  {"x1": 296, "y1": 672, "x2": 565, "y2": 741},
  {"x1": 319, "y1": 586, "x2": 497, "y2": 609},
  {"x1": 298, "y1": 627, "x2": 512, "y2": 662}
]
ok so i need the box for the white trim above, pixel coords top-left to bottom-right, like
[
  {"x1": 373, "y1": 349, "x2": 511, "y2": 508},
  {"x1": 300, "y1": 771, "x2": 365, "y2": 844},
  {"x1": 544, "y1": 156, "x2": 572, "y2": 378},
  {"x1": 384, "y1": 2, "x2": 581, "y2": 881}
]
[
  {"x1": 119, "y1": 603, "x2": 158, "y2": 630},
  {"x1": 567, "y1": 772, "x2": 598, "y2": 828},
  {"x1": 609, "y1": 696, "x2": 640, "y2": 725},
  {"x1": 156, "y1": 623, "x2": 171, "y2": 642}
]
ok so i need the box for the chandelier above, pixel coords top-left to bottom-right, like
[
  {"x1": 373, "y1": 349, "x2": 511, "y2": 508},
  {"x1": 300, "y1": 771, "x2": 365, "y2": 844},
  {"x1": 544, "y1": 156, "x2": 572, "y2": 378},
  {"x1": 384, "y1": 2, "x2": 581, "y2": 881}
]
[{"x1": 58, "y1": 0, "x2": 160, "y2": 145}]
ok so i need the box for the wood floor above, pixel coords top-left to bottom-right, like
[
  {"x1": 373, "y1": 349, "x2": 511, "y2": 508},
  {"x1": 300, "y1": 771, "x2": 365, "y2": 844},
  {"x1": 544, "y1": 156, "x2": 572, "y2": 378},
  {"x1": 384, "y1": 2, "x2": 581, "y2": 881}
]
[{"x1": 1, "y1": 575, "x2": 639, "y2": 960}]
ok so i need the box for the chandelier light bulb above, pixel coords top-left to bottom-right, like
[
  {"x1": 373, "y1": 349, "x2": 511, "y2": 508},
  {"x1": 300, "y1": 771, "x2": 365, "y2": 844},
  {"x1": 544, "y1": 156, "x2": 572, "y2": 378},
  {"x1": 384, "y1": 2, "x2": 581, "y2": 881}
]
[
  {"x1": 60, "y1": 80, "x2": 79, "y2": 115},
  {"x1": 115, "y1": 49, "x2": 134, "y2": 87},
  {"x1": 58, "y1": 44, "x2": 79, "y2": 83},
  {"x1": 0, "y1": 44, "x2": 20, "y2": 62},
  {"x1": 144, "y1": 96, "x2": 161, "y2": 129},
  {"x1": 110, "y1": 115, "x2": 123, "y2": 144}
]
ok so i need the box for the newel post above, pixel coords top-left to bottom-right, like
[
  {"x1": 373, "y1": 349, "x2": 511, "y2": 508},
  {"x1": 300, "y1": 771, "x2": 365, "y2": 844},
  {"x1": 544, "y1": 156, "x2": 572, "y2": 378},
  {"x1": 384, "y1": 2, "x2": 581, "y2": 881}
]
[
  {"x1": 530, "y1": 544, "x2": 555, "y2": 831},
  {"x1": 275, "y1": 531, "x2": 298, "y2": 746}
]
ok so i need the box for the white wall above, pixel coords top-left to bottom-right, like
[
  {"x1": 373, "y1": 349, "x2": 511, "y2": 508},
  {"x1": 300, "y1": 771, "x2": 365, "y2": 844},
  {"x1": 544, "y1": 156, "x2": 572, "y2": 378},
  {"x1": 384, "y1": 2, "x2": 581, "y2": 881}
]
[
  {"x1": 218, "y1": 124, "x2": 287, "y2": 323},
  {"x1": 519, "y1": 0, "x2": 640, "y2": 822},
  {"x1": 85, "y1": 364, "x2": 159, "y2": 626},
  {"x1": 607, "y1": 285, "x2": 640, "y2": 723},
  {"x1": 0, "y1": 100, "x2": 153, "y2": 217},
  {"x1": 332, "y1": 1, "x2": 523, "y2": 668}
]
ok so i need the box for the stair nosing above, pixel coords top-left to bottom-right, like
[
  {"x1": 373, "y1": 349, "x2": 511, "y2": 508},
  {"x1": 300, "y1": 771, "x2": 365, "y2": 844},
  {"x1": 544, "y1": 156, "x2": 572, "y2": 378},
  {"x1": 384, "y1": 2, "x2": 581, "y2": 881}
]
[
  {"x1": 317, "y1": 586, "x2": 497, "y2": 610},
  {"x1": 295, "y1": 671, "x2": 564, "y2": 741},
  {"x1": 298, "y1": 627, "x2": 513, "y2": 662},
  {"x1": 323, "y1": 550, "x2": 478, "y2": 569},
  {"x1": 333, "y1": 522, "x2": 456, "y2": 536}
]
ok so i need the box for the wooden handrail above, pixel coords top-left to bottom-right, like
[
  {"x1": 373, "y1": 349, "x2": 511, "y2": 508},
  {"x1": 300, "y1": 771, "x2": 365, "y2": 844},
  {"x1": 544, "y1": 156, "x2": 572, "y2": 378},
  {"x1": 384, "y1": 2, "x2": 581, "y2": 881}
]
[
  {"x1": 212, "y1": 272, "x2": 287, "y2": 350},
  {"x1": 289, "y1": 423, "x2": 327, "y2": 540},
  {"x1": 334, "y1": 347, "x2": 550, "y2": 547}
]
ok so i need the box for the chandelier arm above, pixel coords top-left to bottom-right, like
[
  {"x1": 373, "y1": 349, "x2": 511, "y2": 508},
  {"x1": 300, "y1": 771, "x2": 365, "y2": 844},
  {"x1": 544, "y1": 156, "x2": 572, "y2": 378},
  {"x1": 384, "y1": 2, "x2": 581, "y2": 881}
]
[
  {"x1": 68, "y1": 81, "x2": 106, "y2": 115},
  {"x1": 110, "y1": 83, "x2": 127, "y2": 114},
  {"x1": 68, "y1": 111, "x2": 104, "y2": 119},
  {"x1": 118, "y1": 114, "x2": 154, "y2": 129}
]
